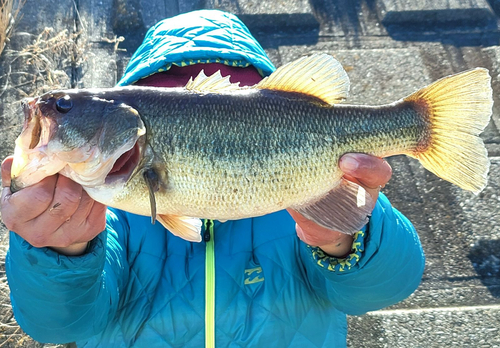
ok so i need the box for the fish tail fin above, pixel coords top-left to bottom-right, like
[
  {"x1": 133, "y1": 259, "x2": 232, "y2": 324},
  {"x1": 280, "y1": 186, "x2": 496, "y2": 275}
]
[{"x1": 404, "y1": 68, "x2": 493, "y2": 194}]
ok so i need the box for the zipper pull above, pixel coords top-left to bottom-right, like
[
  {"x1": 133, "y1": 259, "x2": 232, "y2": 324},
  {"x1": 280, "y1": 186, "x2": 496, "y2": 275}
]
[{"x1": 204, "y1": 220, "x2": 212, "y2": 242}]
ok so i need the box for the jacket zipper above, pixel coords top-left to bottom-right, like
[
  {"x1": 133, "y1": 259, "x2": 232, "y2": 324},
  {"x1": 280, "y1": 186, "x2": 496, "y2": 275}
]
[{"x1": 204, "y1": 219, "x2": 215, "y2": 348}]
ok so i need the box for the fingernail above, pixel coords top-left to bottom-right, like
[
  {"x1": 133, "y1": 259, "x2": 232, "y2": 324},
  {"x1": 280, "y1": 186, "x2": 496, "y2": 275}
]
[{"x1": 341, "y1": 155, "x2": 359, "y2": 172}]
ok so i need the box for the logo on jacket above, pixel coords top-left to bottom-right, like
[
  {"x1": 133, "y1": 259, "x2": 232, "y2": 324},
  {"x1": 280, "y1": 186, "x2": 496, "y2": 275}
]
[{"x1": 244, "y1": 267, "x2": 265, "y2": 285}]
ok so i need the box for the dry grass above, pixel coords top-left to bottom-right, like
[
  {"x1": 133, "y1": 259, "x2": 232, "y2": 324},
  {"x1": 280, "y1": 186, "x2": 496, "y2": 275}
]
[
  {"x1": 0, "y1": 1, "x2": 25, "y2": 343},
  {"x1": 0, "y1": 1, "x2": 24, "y2": 343},
  {"x1": 2, "y1": 27, "x2": 88, "y2": 96},
  {"x1": 0, "y1": 0, "x2": 23, "y2": 57}
]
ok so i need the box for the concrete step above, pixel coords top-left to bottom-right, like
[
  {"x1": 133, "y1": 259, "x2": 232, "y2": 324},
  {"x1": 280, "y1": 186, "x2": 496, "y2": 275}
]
[
  {"x1": 205, "y1": 0, "x2": 319, "y2": 33},
  {"x1": 377, "y1": 0, "x2": 496, "y2": 26},
  {"x1": 347, "y1": 305, "x2": 500, "y2": 348}
]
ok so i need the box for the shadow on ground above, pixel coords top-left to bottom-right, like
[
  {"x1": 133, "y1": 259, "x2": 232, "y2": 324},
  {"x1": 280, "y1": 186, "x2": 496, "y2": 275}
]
[{"x1": 469, "y1": 239, "x2": 500, "y2": 298}]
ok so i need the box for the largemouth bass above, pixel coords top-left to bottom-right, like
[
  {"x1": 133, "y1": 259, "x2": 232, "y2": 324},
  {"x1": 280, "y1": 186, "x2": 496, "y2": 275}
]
[{"x1": 10, "y1": 54, "x2": 493, "y2": 241}]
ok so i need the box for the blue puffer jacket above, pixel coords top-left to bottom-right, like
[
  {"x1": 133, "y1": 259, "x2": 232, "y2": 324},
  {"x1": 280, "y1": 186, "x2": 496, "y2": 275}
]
[{"x1": 6, "y1": 10, "x2": 425, "y2": 348}]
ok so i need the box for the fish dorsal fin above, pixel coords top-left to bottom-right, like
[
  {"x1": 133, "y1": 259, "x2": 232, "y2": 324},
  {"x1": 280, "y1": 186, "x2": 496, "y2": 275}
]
[
  {"x1": 256, "y1": 54, "x2": 350, "y2": 105},
  {"x1": 185, "y1": 70, "x2": 241, "y2": 92}
]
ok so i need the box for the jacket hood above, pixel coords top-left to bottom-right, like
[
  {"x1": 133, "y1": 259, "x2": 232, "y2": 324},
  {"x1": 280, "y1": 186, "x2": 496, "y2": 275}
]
[{"x1": 117, "y1": 10, "x2": 275, "y2": 86}]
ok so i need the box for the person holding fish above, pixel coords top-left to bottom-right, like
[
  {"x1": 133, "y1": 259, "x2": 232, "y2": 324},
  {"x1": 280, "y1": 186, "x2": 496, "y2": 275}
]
[{"x1": 1, "y1": 8, "x2": 491, "y2": 347}]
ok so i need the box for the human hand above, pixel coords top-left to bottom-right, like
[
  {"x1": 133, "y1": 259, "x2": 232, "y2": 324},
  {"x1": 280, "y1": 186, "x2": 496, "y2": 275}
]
[
  {"x1": 288, "y1": 153, "x2": 392, "y2": 257},
  {"x1": 1, "y1": 156, "x2": 107, "y2": 256}
]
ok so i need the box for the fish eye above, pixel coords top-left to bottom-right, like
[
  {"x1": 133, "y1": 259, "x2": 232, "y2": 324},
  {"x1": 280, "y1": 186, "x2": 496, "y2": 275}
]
[{"x1": 55, "y1": 95, "x2": 73, "y2": 113}]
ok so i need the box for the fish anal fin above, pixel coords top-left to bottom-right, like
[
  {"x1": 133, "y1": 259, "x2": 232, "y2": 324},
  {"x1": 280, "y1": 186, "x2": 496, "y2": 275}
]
[
  {"x1": 185, "y1": 70, "x2": 241, "y2": 93},
  {"x1": 157, "y1": 214, "x2": 203, "y2": 242},
  {"x1": 292, "y1": 179, "x2": 374, "y2": 235},
  {"x1": 256, "y1": 54, "x2": 350, "y2": 105}
]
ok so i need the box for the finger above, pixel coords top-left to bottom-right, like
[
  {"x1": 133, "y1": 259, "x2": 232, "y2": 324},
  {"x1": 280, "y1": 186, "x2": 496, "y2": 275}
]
[
  {"x1": 1, "y1": 156, "x2": 14, "y2": 187},
  {"x1": 70, "y1": 191, "x2": 97, "y2": 224},
  {"x1": 16, "y1": 175, "x2": 83, "y2": 239},
  {"x1": 339, "y1": 153, "x2": 392, "y2": 189},
  {"x1": 32, "y1": 175, "x2": 84, "y2": 231},
  {"x1": 1, "y1": 175, "x2": 58, "y2": 232},
  {"x1": 60, "y1": 192, "x2": 106, "y2": 243},
  {"x1": 82, "y1": 200, "x2": 107, "y2": 236},
  {"x1": 49, "y1": 196, "x2": 107, "y2": 247},
  {"x1": 54, "y1": 190, "x2": 95, "y2": 234},
  {"x1": 295, "y1": 221, "x2": 331, "y2": 246},
  {"x1": 288, "y1": 208, "x2": 319, "y2": 234},
  {"x1": 288, "y1": 208, "x2": 342, "y2": 246}
]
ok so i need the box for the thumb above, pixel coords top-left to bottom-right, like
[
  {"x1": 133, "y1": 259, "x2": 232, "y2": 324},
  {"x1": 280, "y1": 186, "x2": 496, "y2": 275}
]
[
  {"x1": 1, "y1": 156, "x2": 13, "y2": 188},
  {"x1": 339, "y1": 153, "x2": 392, "y2": 189}
]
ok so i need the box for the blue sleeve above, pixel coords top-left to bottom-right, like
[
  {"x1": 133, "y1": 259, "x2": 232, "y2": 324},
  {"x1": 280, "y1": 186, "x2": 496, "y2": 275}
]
[
  {"x1": 5, "y1": 209, "x2": 130, "y2": 344},
  {"x1": 300, "y1": 193, "x2": 425, "y2": 315}
]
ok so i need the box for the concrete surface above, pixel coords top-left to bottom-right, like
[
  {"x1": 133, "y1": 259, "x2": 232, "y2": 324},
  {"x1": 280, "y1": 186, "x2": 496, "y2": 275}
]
[
  {"x1": 0, "y1": 0, "x2": 499, "y2": 347},
  {"x1": 377, "y1": 0, "x2": 496, "y2": 25}
]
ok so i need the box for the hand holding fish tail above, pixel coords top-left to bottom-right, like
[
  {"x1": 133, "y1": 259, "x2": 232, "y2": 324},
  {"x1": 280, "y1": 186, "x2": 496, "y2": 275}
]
[
  {"x1": 288, "y1": 153, "x2": 392, "y2": 257},
  {"x1": 1, "y1": 156, "x2": 107, "y2": 256}
]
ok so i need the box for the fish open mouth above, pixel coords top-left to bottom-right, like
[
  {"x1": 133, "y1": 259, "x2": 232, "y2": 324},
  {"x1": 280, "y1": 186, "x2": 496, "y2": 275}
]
[{"x1": 105, "y1": 142, "x2": 141, "y2": 184}]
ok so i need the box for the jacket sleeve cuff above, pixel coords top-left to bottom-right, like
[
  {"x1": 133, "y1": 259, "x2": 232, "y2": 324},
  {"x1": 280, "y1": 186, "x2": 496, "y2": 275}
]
[
  {"x1": 305, "y1": 229, "x2": 366, "y2": 273},
  {"x1": 6, "y1": 229, "x2": 112, "y2": 343},
  {"x1": 8, "y1": 229, "x2": 107, "y2": 271}
]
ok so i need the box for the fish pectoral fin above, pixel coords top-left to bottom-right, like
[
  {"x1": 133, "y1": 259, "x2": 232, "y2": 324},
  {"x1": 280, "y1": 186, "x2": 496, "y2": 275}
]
[
  {"x1": 256, "y1": 54, "x2": 350, "y2": 105},
  {"x1": 291, "y1": 179, "x2": 374, "y2": 235},
  {"x1": 185, "y1": 70, "x2": 241, "y2": 93},
  {"x1": 157, "y1": 214, "x2": 203, "y2": 242}
]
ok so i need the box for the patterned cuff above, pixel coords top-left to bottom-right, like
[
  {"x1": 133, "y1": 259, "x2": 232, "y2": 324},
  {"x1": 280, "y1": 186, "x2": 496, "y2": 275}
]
[{"x1": 307, "y1": 230, "x2": 365, "y2": 272}]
